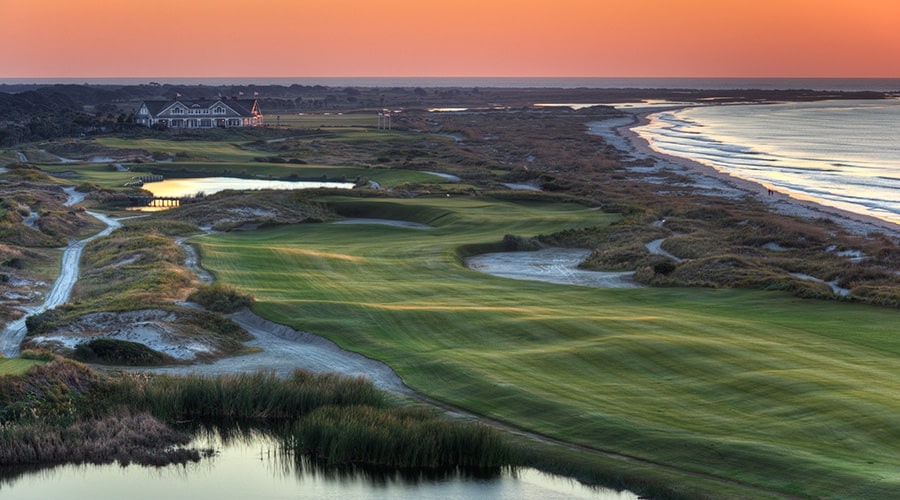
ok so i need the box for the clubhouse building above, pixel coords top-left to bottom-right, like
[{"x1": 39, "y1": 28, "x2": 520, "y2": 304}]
[{"x1": 136, "y1": 98, "x2": 264, "y2": 128}]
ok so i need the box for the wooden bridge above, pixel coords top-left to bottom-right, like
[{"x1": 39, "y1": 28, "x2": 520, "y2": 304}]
[{"x1": 127, "y1": 195, "x2": 203, "y2": 208}]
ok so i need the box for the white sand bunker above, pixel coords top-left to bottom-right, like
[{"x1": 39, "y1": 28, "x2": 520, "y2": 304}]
[{"x1": 465, "y1": 248, "x2": 641, "y2": 288}]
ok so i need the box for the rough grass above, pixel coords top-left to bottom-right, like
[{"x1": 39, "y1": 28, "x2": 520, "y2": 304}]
[{"x1": 194, "y1": 195, "x2": 900, "y2": 498}]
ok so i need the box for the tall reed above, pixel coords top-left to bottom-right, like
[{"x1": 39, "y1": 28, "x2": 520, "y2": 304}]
[
  {"x1": 286, "y1": 405, "x2": 517, "y2": 468},
  {"x1": 106, "y1": 369, "x2": 387, "y2": 421}
]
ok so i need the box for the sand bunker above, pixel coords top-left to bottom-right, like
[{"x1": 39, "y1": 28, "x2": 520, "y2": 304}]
[{"x1": 465, "y1": 248, "x2": 641, "y2": 288}]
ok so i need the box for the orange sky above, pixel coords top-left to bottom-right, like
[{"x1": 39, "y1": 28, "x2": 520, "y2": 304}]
[{"x1": 1, "y1": 0, "x2": 898, "y2": 78}]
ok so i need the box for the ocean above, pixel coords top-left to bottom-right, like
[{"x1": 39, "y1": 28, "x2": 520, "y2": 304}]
[
  {"x1": 634, "y1": 99, "x2": 900, "y2": 226},
  {"x1": 2, "y1": 77, "x2": 900, "y2": 92}
]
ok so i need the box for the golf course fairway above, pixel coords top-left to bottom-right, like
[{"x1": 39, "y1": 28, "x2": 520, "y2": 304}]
[{"x1": 194, "y1": 196, "x2": 900, "y2": 498}]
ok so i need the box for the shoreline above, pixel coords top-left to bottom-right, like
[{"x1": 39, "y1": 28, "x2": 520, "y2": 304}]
[{"x1": 616, "y1": 108, "x2": 900, "y2": 240}]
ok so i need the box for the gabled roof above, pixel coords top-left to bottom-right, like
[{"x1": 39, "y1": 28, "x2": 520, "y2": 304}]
[
  {"x1": 223, "y1": 99, "x2": 260, "y2": 117},
  {"x1": 141, "y1": 100, "x2": 172, "y2": 116},
  {"x1": 139, "y1": 99, "x2": 260, "y2": 118}
]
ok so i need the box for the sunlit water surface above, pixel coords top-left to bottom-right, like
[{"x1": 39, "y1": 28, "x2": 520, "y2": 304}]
[{"x1": 144, "y1": 177, "x2": 354, "y2": 198}]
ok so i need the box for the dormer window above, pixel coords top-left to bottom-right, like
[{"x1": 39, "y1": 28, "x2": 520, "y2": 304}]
[{"x1": 215, "y1": 106, "x2": 225, "y2": 114}]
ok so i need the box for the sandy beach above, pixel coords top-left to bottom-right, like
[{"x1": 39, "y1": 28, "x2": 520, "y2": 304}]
[{"x1": 615, "y1": 109, "x2": 900, "y2": 240}]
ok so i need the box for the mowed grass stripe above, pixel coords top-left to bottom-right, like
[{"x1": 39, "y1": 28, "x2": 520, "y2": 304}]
[
  {"x1": 196, "y1": 196, "x2": 900, "y2": 496},
  {"x1": 0, "y1": 358, "x2": 42, "y2": 375}
]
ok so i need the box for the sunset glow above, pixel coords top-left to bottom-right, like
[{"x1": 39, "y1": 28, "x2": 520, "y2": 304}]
[{"x1": 1, "y1": 0, "x2": 899, "y2": 78}]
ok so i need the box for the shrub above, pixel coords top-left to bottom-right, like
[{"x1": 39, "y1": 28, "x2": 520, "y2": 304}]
[
  {"x1": 653, "y1": 260, "x2": 677, "y2": 276},
  {"x1": 187, "y1": 283, "x2": 254, "y2": 313},
  {"x1": 73, "y1": 339, "x2": 174, "y2": 366}
]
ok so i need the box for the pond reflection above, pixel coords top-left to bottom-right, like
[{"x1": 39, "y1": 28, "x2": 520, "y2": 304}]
[
  {"x1": 0, "y1": 426, "x2": 639, "y2": 499},
  {"x1": 144, "y1": 177, "x2": 354, "y2": 198}
]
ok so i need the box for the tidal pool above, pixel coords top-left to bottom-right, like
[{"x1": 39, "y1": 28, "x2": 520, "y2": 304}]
[{"x1": 0, "y1": 430, "x2": 639, "y2": 499}]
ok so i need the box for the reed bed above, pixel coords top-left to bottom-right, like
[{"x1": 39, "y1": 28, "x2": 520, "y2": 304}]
[
  {"x1": 106, "y1": 369, "x2": 387, "y2": 421},
  {"x1": 286, "y1": 405, "x2": 516, "y2": 469},
  {"x1": 1, "y1": 360, "x2": 516, "y2": 473},
  {"x1": 0, "y1": 411, "x2": 199, "y2": 467}
]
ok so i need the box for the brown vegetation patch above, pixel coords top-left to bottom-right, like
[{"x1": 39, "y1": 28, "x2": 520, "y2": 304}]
[{"x1": 152, "y1": 189, "x2": 336, "y2": 230}]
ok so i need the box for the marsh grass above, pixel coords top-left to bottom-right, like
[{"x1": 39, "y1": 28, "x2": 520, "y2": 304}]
[
  {"x1": 287, "y1": 405, "x2": 515, "y2": 469},
  {"x1": 0, "y1": 411, "x2": 200, "y2": 467},
  {"x1": 2, "y1": 360, "x2": 512, "y2": 472},
  {"x1": 106, "y1": 369, "x2": 388, "y2": 421}
]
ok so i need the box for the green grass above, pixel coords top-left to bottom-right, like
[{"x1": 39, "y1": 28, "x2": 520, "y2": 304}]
[
  {"x1": 194, "y1": 195, "x2": 900, "y2": 498},
  {"x1": 266, "y1": 112, "x2": 381, "y2": 129},
  {"x1": 0, "y1": 358, "x2": 41, "y2": 375},
  {"x1": 96, "y1": 137, "x2": 260, "y2": 162},
  {"x1": 38, "y1": 163, "x2": 158, "y2": 188}
]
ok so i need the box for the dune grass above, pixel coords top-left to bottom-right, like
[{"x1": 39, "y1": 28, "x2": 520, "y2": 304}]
[{"x1": 193, "y1": 195, "x2": 900, "y2": 498}]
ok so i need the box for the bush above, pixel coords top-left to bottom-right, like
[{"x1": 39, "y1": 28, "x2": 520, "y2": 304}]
[
  {"x1": 653, "y1": 260, "x2": 677, "y2": 276},
  {"x1": 73, "y1": 338, "x2": 174, "y2": 366},
  {"x1": 187, "y1": 284, "x2": 254, "y2": 313}
]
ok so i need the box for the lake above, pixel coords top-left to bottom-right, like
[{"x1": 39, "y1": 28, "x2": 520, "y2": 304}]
[{"x1": 0, "y1": 429, "x2": 639, "y2": 499}]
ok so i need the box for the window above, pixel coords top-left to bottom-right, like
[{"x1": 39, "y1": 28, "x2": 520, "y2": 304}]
[{"x1": 215, "y1": 106, "x2": 225, "y2": 114}]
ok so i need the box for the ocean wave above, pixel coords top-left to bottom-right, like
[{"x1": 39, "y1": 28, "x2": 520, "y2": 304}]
[{"x1": 635, "y1": 100, "x2": 900, "y2": 224}]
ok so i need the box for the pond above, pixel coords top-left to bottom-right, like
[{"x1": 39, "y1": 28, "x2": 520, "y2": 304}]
[
  {"x1": 142, "y1": 177, "x2": 355, "y2": 198},
  {"x1": 0, "y1": 430, "x2": 639, "y2": 500}
]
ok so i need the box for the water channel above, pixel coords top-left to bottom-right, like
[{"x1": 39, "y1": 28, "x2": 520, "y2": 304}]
[{"x1": 0, "y1": 180, "x2": 641, "y2": 498}]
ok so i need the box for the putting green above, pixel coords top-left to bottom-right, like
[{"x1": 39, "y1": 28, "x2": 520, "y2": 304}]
[
  {"x1": 0, "y1": 358, "x2": 41, "y2": 375},
  {"x1": 196, "y1": 196, "x2": 900, "y2": 497}
]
